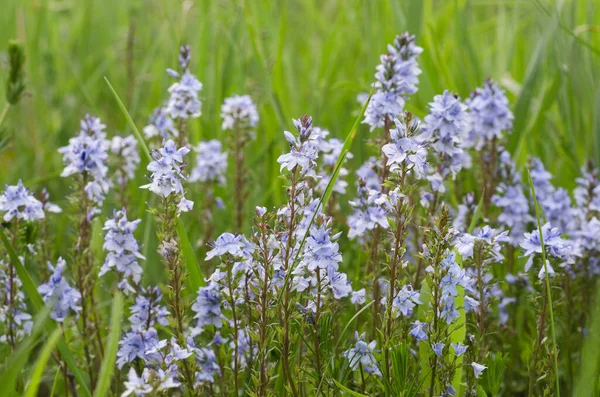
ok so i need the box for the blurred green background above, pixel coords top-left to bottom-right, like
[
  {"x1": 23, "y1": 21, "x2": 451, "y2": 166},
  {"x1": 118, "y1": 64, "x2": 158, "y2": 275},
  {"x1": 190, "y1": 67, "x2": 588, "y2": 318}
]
[{"x1": 0, "y1": 0, "x2": 599, "y2": 273}]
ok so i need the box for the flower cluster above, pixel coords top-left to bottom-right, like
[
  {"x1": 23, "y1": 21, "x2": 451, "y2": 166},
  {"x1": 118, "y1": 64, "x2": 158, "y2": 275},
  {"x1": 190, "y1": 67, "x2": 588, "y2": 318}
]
[
  {"x1": 0, "y1": 260, "x2": 32, "y2": 345},
  {"x1": 38, "y1": 258, "x2": 81, "y2": 322},
  {"x1": 221, "y1": 94, "x2": 259, "y2": 131},
  {"x1": 363, "y1": 32, "x2": 423, "y2": 130},
  {"x1": 110, "y1": 135, "x2": 140, "y2": 185},
  {"x1": 465, "y1": 79, "x2": 514, "y2": 150},
  {"x1": 58, "y1": 114, "x2": 111, "y2": 205},
  {"x1": 0, "y1": 180, "x2": 45, "y2": 222},
  {"x1": 99, "y1": 209, "x2": 145, "y2": 294},
  {"x1": 141, "y1": 139, "x2": 193, "y2": 214},
  {"x1": 189, "y1": 140, "x2": 228, "y2": 185}
]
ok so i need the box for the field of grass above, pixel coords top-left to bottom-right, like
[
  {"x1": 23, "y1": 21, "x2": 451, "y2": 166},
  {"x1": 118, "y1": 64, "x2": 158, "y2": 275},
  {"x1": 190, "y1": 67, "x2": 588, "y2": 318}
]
[{"x1": 1, "y1": 0, "x2": 600, "y2": 396}]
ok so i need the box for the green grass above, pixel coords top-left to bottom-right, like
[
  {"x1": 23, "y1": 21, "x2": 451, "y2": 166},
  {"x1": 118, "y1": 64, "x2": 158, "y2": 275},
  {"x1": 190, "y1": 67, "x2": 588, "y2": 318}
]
[{"x1": 1, "y1": 0, "x2": 600, "y2": 394}]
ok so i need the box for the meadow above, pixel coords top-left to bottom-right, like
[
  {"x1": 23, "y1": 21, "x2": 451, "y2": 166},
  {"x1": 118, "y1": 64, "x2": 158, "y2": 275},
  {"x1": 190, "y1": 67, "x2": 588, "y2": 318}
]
[{"x1": 1, "y1": 0, "x2": 600, "y2": 396}]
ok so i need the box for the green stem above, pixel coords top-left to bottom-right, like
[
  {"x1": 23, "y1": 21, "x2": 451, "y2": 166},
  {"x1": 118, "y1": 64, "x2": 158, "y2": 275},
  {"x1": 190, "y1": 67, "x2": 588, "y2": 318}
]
[
  {"x1": 527, "y1": 170, "x2": 560, "y2": 396},
  {"x1": 0, "y1": 103, "x2": 10, "y2": 129}
]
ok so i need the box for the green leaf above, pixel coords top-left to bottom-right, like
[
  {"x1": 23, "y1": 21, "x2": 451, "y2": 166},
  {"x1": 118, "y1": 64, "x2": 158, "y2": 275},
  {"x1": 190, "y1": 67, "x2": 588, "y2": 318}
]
[
  {"x1": 332, "y1": 379, "x2": 369, "y2": 397},
  {"x1": 177, "y1": 219, "x2": 205, "y2": 292},
  {"x1": 23, "y1": 328, "x2": 62, "y2": 397},
  {"x1": 93, "y1": 293, "x2": 124, "y2": 397},
  {"x1": 0, "y1": 306, "x2": 52, "y2": 397},
  {"x1": 103, "y1": 77, "x2": 151, "y2": 163},
  {"x1": 0, "y1": 226, "x2": 92, "y2": 397}
]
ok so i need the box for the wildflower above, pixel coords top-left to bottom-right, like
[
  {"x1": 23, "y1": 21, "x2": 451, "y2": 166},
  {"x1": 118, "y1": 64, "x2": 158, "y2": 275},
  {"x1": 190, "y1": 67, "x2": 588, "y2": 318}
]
[
  {"x1": 141, "y1": 139, "x2": 192, "y2": 213},
  {"x1": 38, "y1": 258, "x2": 82, "y2": 322},
  {"x1": 432, "y1": 342, "x2": 445, "y2": 357},
  {"x1": 520, "y1": 222, "x2": 575, "y2": 272},
  {"x1": 0, "y1": 180, "x2": 45, "y2": 222},
  {"x1": 351, "y1": 288, "x2": 366, "y2": 305},
  {"x1": 189, "y1": 140, "x2": 228, "y2": 185},
  {"x1": 455, "y1": 226, "x2": 510, "y2": 260},
  {"x1": 363, "y1": 33, "x2": 423, "y2": 131},
  {"x1": 471, "y1": 362, "x2": 487, "y2": 379},
  {"x1": 144, "y1": 107, "x2": 178, "y2": 139},
  {"x1": 129, "y1": 287, "x2": 169, "y2": 331},
  {"x1": 302, "y1": 225, "x2": 343, "y2": 272},
  {"x1": 343, "y1": 332, "x2": 382, "y2": 376},
  {"x1": 122, "y1": 367, "x2": 153, "y2": 396},
  {"x1": 191, "y1": 282, "x2": 223, "y2": 331},
  {"x1": 221, "y1": 94, "x2": 259, "y2": 130},
  {"x1": 410, "y1": 321, "x2": 428, "y2": 341},
  {"x1": 100, "y1": 209, "x2": 145, "y2": 294},
  {"x1": 0, "y1": 260, "x2": 33, "y2": 344},
  {"x1": 392, "y1": 284, "x2": 421, "y2": 317},
  {"x1": 111, "y1": 135, "x2": 140, "y2": 184},
  {"x1": 58, "y1": 114, "x2": 110, "y2": 204},
  {"x1": 420, "y1": 91, "x2": 471, "y2": 178},
  {"x1": 465, "y1": 79, "x2": 513, "y2": 150},
  {"x1": 382, "y1": 117, "x2": 429, "y2": 178},
  {"x1": 165, "y1": 47, "x2": 203, "y2": 120},
  {"x1": 194, "y1": 346, "x2": 221, "y2": 385},
  {"x1": 277, "y1": 119, "x2": 319, "y2": 175},
  {"x1": 205, "y1": 233, "x2": 254, "y2": 260},
  {"x1": 451, "y1": 342, "x2": 468, "y2": 357}
]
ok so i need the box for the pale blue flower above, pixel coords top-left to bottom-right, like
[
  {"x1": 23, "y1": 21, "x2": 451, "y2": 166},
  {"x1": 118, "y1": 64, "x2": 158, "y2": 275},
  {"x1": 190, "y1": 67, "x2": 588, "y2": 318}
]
[
  {"x1": 0, "y1": 180, "x2": 45, "y2": 222},
  {"x1": 221, "y1": 94, "x2": 259, "y2": 130}
]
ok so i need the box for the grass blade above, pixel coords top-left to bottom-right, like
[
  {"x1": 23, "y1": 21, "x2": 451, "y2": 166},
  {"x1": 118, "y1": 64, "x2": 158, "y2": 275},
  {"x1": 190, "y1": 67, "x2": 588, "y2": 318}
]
[
  {"x1": 526, "y1": 169, "x2": 560, "y2": 396},
  {"x1": 23, "y1": 328, "x2": 62, "y2": 397},
  {"x1": 103, "y1": 77, "x2": 151, "y2": 162},
  {"x1": 93, "y1": 293, "x2": 124, "y2": 397}
]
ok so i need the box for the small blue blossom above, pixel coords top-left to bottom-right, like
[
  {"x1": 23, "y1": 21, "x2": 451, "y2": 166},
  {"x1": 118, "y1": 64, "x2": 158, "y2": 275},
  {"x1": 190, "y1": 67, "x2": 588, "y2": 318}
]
[
  {"x1": 110, "y1": 135, "x2": 140, "y2": 184},
  {"x1": 100, "y1": 209, "x2": 145, "y2": 294},
  {"x1": 410, "y1": 321, "x2": 429, "y2": 341},
  {"x1": 343, "y1": 332, "x2": 382, "y2": 377},
  {"x1": 382, "y1": 117, "x2": 429, "y2": 179},
  {"x1": 38, "y1": 258, "x2": 82, "y2": 322},
  {"x1": 465, "y1": 79, "x2": 513, "y2": 150},
  {"x1": 205, "y1": 233, "x2": 254, "y2": 261},
  {"x1": 471, "y1": 362, "x2": 487, "y2": 379},
  {"x1": 189, "y1": 140, "x2": 228, "y2": 185},
  {"x1": 0, "y1": 180, "x2": 45, "y2": 222},
  {"x1": 221, "y1": 94, "x2": 259, "y2": 130},
  {"x1": 392, "y1": 283, "x2": 421, "y2": 317},
  {"x1": 191, "y1": 282, "x2": 223, "y2": 332},
  {"x1": 451, "y1": 342, "x2": 468, "y2": 357},
  {"x1": 122, "y1": 367, "x2": 153, "y2": 396},
  {"x1": 432, "y1": 342, "x2": 445, "y2": 357}
]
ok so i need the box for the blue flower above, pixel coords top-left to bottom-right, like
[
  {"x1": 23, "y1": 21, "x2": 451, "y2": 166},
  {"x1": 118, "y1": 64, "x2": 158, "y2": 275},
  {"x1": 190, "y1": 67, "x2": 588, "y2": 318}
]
[
  {"x1": 0, "y1": 180, "x2": 45, "y2": 222},
  {"x1": 343, "y1": 332, "x2": 382, "y2": 377},
  {"x1": 205, "y1": 233, "x2": 254, "y2": 261},
  {"x1": 129, "y1": 287, "x2": 169, "y2": 331},
  {"x1": 144, "y1": 107, "x2": 178, "y2": 139},
  {"x1": 432, "y1": 342, "x2": 445, "y2": 357},
  {"x1": 409, "y1": 321, "x2": 429, "y2": 341},
  {"x1": 189, "y1": 140, "x2": 228, "y2": 185},
  {"x1": 382, "y1": 117, "x2": 429, "y2": 179},
  {"x1": 110, "y1": 135, "x2": 140, "y2": 184},
  {"x1": 392, "y1": 284, "x2": 421, "y2": 317},
  {"x1": 471, "y1": 362, "x2": 487, "y2": 379},
  {"x1": 221, "y1": 94, "x2": 259, "y2": 130},
  {"x1": 100, "y1": 209, "x2": 145, "y2": 293},
  {"x1": 38, "y1": 258, "x2": 81, "y2": 322},
  {"x1": 451, "y1": 342, "x2": 468, "y2": 357},
  {"x1": 141, "y1": 140, "x2": 193, "y2": 213},
  {"x1": 465, "y1": 79, "x2": 513, "y2": 150},
  {"x1": 122, "y1": 367, "x2": 153, "y2": 396},
  {"x1": 191, "y1": 282, "x2": 223, "y2": 331}
]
